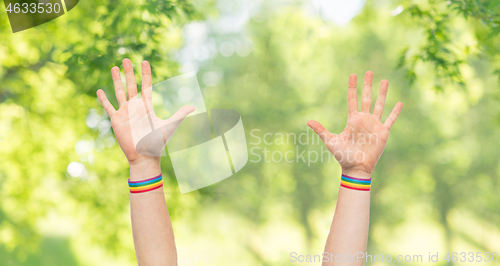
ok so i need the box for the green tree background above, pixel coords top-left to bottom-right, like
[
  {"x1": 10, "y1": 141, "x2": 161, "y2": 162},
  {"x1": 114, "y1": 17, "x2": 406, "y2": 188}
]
[{"x1": 0, "y1": 0, "x2": 499, "y2": 265}]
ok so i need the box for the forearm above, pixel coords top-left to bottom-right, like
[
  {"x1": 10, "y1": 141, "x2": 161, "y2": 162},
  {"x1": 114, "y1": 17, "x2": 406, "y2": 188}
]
[
  {"x1": 310, "y1": 72, "x2": 401, "y2": 266},
  {"x1": 323, "y1": 172, "x2": 371, "y2": 266},
  {"x1": 99, "y1": 59, "x2": 192, "y2": 265},
  {"x1": 130, "y1": 159, "x2": 177, "y2": 266}
]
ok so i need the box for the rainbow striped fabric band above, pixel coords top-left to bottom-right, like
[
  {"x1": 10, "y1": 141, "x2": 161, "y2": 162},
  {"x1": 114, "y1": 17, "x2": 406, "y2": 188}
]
[
  {"x1": 128, "y1": 174, "x2": 163, "y2": 193},
  {"x1": 340, "y1": 174, "x2": 371, "y2": 191}
]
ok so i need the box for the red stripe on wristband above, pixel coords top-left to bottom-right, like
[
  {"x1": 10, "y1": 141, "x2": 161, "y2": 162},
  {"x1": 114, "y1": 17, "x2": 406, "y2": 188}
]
[
  {"x1": 340, "y1": 174, "x2": 371, "y2": 191},
  {"x1": 129, "y1": 174, "x2": 163, "y2": 193},
  {"x1": 130, "y1": 183, "x2": 163, "y2": 193},
  {"x1": 341, "y1": 183, "x2": 371, "y2": 191}
]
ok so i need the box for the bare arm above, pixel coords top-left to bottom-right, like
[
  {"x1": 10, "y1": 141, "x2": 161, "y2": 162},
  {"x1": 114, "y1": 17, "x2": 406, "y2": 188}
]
[
  {"x1": 129, "y1": 159, "x2": 177, "y2": 265},
  {"x1": 308, "y1": 71, "x2": 403, "y2": 266},
  {"x1": 97, "y1": 59, "x2": 194, "y2": 265}
]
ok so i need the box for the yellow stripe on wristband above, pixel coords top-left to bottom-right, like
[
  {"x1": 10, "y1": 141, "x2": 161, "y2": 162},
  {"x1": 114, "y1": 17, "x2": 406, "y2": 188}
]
[
  {"x1": 128, "y1": 174, "x2": 164, "y2": 193},
  {"x1": 129, "y1": 180, "x2": 163, "y2": 192}
]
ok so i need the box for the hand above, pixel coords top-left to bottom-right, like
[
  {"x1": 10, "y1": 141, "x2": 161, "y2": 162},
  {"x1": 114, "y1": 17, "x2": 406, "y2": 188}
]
[
  {"x1": 97, "y1": 59, "x2": 195, "y2": 167},
  {"x1": 307, "y1": 71, "x2": 403, "y2": 179}
]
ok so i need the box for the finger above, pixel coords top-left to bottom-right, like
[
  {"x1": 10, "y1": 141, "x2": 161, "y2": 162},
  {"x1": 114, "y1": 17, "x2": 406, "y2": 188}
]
[
  {"x1": 169, "y1": 105, "x2": 196, "y2": 123},
  {"x1": 307, "y1": 120, "x2": 333, "y2": 144},
  {"x1": 141, "y1": 84, "x2": 155, "y2": 115},
  {"x1": 96, "y1": 89, "x2": 116, "y2": 117},
  {"x1": 361, "y1": 71, "x2": 373, "y2": 113},
  {"x1": 141, "y1": 61, "x2": 154, "y2": 111},
  {"x1": 141, "y1": 61, "x2": 154, "y2": 113},
  {"x1": 111, "y1": 66, "x2": 127, "y2": 107},
  {"x1": 141, "y1": 60, "x2": 152, "y2": 94},
  {"x1": 123, "y1": 58, "x2": 138, "y2": 99},
  {"x1": 161, "y1": 106, "x2": 196, "y2": 143},
  {"x1": 384, "y1": 102, "x2": 403, "y2": 130},
  {"x1": 347, "y1": 74, "x2": 358, "y2": 115},
  {"x1": 373, "y1": 79, "x2": 389, "y2": 120}
]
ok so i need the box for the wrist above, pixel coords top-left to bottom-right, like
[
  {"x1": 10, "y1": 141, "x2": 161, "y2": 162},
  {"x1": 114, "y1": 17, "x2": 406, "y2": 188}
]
[
  {"x1": 341, "y1": 169, "x2": 372, "y2": 180},
  {"x1": 129, "y1": 157, "x2": 161, "y2": 182},
  {"x1": 129, "y1": 156, "x2": 161, "y2": 169}
]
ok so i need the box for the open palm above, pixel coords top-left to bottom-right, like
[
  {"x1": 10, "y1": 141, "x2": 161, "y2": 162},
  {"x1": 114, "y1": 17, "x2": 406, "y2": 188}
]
[
  {"x1": 97, "y1": 59, "x2": 194, "y2": 164},
  {"x1": 308, "y1": 72, "x2": 403, "y2": 179}
]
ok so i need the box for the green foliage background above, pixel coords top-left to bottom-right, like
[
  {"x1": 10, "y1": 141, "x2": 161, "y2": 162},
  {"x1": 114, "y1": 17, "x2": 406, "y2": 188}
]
[{"x1": 0, "y1": 0, "x2": 500, "y2": 265}]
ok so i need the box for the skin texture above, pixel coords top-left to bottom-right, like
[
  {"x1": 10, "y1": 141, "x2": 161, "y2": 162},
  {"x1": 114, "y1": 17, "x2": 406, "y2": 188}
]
[
  {"x1": 97, "y1": 59, "x2": 194, "y2": 266},
  {"x1": 308, "y1": 71, "x2": 402, "y2": 266}
]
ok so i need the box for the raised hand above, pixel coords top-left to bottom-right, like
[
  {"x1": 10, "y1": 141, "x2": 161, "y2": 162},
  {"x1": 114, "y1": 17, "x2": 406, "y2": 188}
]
[
  {"x1": 97, "y1": 59, "x2": 191, "y2": 265},
  {"x1": 307, "y1": 71, "x2": 403, "y2": 179},
  {"x1": 97, "y1": 59, "x2": 195, "y2": 166}
]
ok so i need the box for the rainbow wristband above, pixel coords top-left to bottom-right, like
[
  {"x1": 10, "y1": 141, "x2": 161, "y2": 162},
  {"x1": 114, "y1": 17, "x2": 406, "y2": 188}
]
[
  {"x1": 128, "y1": 174, "x2": 163, "y2": 193},
  {"x1": 340, "y1": 174, "x2": 371, "y2": 191}
]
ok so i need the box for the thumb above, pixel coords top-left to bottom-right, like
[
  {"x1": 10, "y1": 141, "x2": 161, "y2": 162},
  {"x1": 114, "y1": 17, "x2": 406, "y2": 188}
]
[
  {"x1": 307, "y1": 120, "x2": 333, "y2": 145},
  {"x1": 160, "y1": 105, "x2": 196, "y2": 143},
  {"x1": 169, "y1": 105, "x2": 196, "y2": 123}
]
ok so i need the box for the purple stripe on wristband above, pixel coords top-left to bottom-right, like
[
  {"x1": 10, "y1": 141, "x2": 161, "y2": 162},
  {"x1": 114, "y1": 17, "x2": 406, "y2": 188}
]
[
  {"x1": 128, "y1": 173, "x2": 163, "y2": 184},
  {"x1": 341, "y1": 174, "x2": 372, "y2": 181}
]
